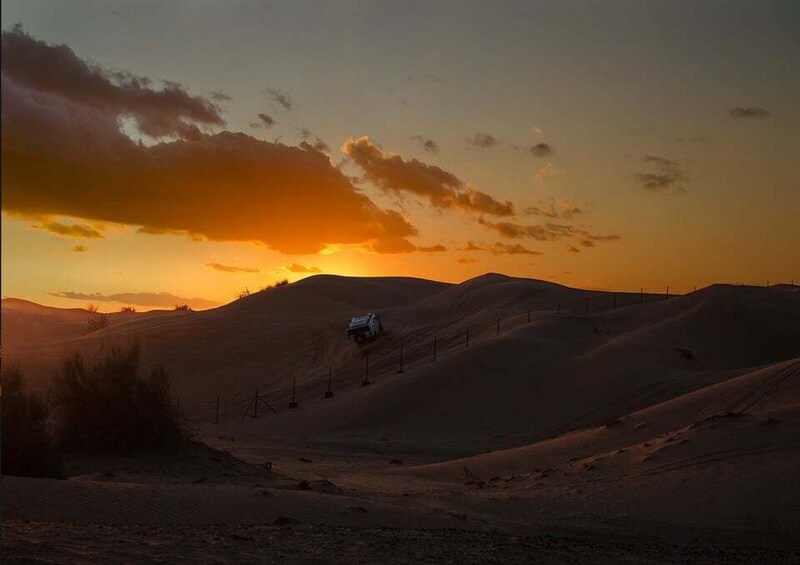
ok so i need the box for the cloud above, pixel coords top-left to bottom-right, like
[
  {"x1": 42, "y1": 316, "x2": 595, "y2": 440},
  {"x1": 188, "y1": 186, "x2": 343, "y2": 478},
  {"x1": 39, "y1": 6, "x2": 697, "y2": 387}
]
[
  {"x1": 534, "y1": 162, "x2": 560, "y2": 187},
  {"x1": 37, "y1": 221, "x2": 105, "y2": 239},
  {"x1": 466, "y1": 133, "x2": 498, "y2": 149},
  {"x1": 2, "y1": 31, "x2": 426, "y2": 255},
  {"x1": 210, "y1": 91, "x2": 232, "y2": 102},
  {"x1": 2, "y1": 26, "x2": 223, "y2": 141},
  {"x1": 255, "y1": 113, "x2": 276, "y2": 128},
  {"x1": 524, "y1": 199, "x2": 583, "y2": 220},
  {"x1": 72, "y1": 245, "x2": 88, "y2": 252},
  {"x1": 528, "y1": 142, "x2": 554, "y2": 157},
  {"x1": 634, "y1": 155, "x2": 687, "y2": 193},
  {"x1": 411, "y1": 135, "x2": 439, "y2": 153},
  {"x1": 728, "y1": 106, "x2": 771, "y2": 119},
  {"x1": 477, "y1": 218, "x2": 620, "y2": 247},
  {"x1": 285, "y1": 263, "x2": 322, "y2": 273},
  {"x1": 264, "y1": 87, "x2": 292, "y2": 110},
  {"x1": 566, "y1": 245, "x2": 580, "y2": 253},
  {"x1": 415, "y1": 244, "x2": 447, "y2": 252},
  {"x1": 50, "y1": 290, "x2": 218, "y2": 309},
  {"x1": 206, "y1": 262, "x2": 260, "y2": 273},
  {"x1": 461, "y1": 241, "x2": 542, "y2": 255},
  {"x1": 297, "y1": 127, "x2": 329, "y2": 152},
  {"x1": 457, "y1": 257, "x2": 478, "y2": 264},
  {"x1": 342, "y1": 136, "x2": 514, "y2": 217}
]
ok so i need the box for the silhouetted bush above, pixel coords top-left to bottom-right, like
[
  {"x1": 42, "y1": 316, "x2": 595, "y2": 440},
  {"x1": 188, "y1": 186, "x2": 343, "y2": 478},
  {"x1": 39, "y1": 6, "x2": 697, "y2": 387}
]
[
  {"x1": 120, "y1": 306, "x2": 137, "y2": 313},
  {"x1": 86, "y1": 304, "x2": 109, "y2": 331},
  {"x1": 1, "y1": 364, "x2": 64, "y2": 478},
  {"x1": 174, "y1": 304, "x2": 193, "y2": 311},
  {"x1": 258, "y1": 279, "x2": 290, "y2": 292},
  {"x1": 52, "y1": 343, "x2": 185, "y2": 453},
  {"x1": 238, "y1": 288, "x2": 252, "y2": 299}
]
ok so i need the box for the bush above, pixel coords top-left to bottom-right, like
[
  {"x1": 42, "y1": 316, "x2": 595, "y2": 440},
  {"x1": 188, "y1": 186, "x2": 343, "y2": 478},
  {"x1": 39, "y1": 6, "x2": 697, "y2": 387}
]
[
  {"x1": 258, "y1": 279, "x2": 290, "y2": 292},
  {"x1": 1, "y1": 364, "x2": 64, "y2": 478},
  {"x1": 52, "y1": 343, "x2": 185, "y2": 453},
  {"x1": 120, "y1": 306, "x2": 137, "y2": 313},
  {"x1": 174, "y1": 304, "x2": 193, "y2": 311}
]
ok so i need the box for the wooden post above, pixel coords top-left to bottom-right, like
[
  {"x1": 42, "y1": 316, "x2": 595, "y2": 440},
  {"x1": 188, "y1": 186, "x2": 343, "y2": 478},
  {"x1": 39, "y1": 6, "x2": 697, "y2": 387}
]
[
  {"x1": 640, "y1": 287, "x2": 644, "y2": 304},
  {"x1": 324, "y1": 366, "x2": 333, "y2": 398},
  {"x1": 362, "y1": 355, "x2": 371, "y2": 386},
  {"x1": 214, "y1": 395, "x2": 219, "y2": 424},
  {"x1": 557, "y1": 303, "x2": 561, "y2": 314},
  {"x1": 666, "y1": 285, "x2": 670, "y2": 299},
  {"x1": 397, "y1": 344, "x2": 405, "y2": 373},
  {"x1": 289, "y1": 376, "x2": 298, "y2": 408}
]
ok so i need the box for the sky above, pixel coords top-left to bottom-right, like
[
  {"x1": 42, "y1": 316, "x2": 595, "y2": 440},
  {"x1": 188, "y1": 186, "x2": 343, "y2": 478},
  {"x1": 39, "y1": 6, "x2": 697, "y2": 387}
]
[{"x1": 2, "y1": 0, "x2": 799, "y2": 311}]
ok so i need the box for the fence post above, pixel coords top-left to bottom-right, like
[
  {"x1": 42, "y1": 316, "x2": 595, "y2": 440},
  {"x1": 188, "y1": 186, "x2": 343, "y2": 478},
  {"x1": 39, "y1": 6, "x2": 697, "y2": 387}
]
[
  {"x1": 640, "y1": 288, "x2": 644, "y2": 304},
  {"x1": 557, "y1": 303, "x2": 561, "y2": 314},
  {"x1": 397, "y1": 344, "x2": 405, "y2": 373},
  {"x1": 362, "y1": 355, "x2": 371, "y2": 386},
  {"x1": 289, "y1": 376, "x2": 298, "y2": 408},
  {"x1": 214, "y1": 395, "x2": 219, "y2": 424},
  {"x1": 666, "y1": 285, "x2": 670, "y2": 299},
  {"x1": 324, "y1": 366, "x2": 333, "y2": 398}
]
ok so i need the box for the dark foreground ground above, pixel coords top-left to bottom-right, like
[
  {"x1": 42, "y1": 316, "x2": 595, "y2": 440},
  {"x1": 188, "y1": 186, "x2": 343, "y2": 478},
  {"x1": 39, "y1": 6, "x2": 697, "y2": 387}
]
[{"x1": 3, "y1": 520, "x2": 798, "y2": 565}]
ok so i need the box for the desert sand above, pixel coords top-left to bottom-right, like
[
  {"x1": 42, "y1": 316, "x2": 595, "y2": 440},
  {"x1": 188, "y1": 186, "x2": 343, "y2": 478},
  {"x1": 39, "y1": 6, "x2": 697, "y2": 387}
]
[{"x1": 2, "y1": 274, "x2": 799, "y2": 563}]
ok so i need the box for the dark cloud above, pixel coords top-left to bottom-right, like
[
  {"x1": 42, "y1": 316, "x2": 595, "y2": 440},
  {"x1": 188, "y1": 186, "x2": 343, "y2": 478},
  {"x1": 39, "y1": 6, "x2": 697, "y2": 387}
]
[
  {"x1": 50, "y1": 290, "x2": 218, "y2": 309},
  {"x1": 297, "y1": 127, "x2": 329, "y2": 152},
  {"x1": 72, "y1": 245, "x2": 88, "y2": 252},
  {"x1": 634, "y1": 155, "x2": 687, "y2": 193},
  {"x1": 461, "y1": 240, "x2": 542, "y2": 255},
  {"x1": 1, "y1": 26, "x2": 223, "y2": 141},
  {"x1": 264, "y1": 87, "x2": 292, "y2": 110},
  {"x1": 415, "y1": 244, "x2": 447, "y2": 252},
  {"x1": 286, "y1": 263, "x2": 321, "y2": 273},
  {"x1": 477, "y1": 219, "x2": 620, "y2": 247},
  {"x1": 524, "y1": 199, "x2": 583, "y2": 220},
  {"x1": 206, "y1": 262, "x2": 260, "y2": 273},
  {"x1": 457, "y1": 257, "x2": 479, "y2": 264},
  {"x1": 528, "y1": 143, "x2": 554, "y2": 157},
  {"x1": 2, "y1": 31, "x2": 428, "y2": 255},
  {"x1": 411, "y1": 135, "x2": 439, "y2": 153},
  {"x1": 255, "y1": 113, "x2": 276, "y2": 128},
  {"x1": 466, "y1": 133, "x2": 498, "y2": 149},
  {"x1": 729, "y1": 106, "x2": 771, "y2": 119},
  {"x1": 210, "y1": 91, "x2": 232, "y2": 102},
  {"x1": 566, "y1": 245, "x2": 580, "y2": 253},
  {"x1": 343, "y1": 136, "x2": 514, "y2": 216},
  {"x1": 37, "y1": 221, "x2": 104, "y2": 239}
]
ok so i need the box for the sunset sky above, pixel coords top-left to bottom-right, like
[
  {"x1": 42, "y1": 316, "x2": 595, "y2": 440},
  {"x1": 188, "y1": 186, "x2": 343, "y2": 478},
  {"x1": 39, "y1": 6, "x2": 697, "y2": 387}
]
[{"x1": 2, "y1": 1, "x2": 798, "y2": 311}]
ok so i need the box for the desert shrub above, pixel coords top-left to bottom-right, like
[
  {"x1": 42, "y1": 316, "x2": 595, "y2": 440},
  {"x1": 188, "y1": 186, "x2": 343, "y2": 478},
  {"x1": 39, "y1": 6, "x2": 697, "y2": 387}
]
[
  {"x1": 52, "y1": 343, "x2": 184, "y2": 453},
  {"x1": 1, "y1": 364, "x2": 64, "y2": 478},
  {"x1": 174, "y1": 304, "x2": 193, "y2": 311},
  {"x1": 86, "y1": 304, "x2": 109, "y2": 331},
  {"x1": 258, "y1": 279, "x2": 290, "y2": 293},
  {"x1": 238, "y1": 288, "x2": 252, "y2": 299},
  {"x1": 120, "y1": 306, "x2": 137, "y2": 313}
]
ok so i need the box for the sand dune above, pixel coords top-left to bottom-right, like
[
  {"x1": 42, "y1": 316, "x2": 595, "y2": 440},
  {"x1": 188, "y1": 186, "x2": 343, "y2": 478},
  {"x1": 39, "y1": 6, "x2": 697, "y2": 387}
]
[{"x1": 4, "y1": 276, "x2": 799, "y2": 558}]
